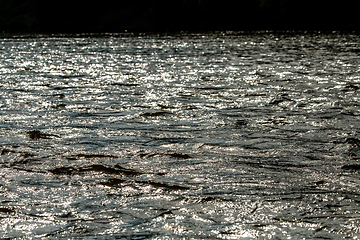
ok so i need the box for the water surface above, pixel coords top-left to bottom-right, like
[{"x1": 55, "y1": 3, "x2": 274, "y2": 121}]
[{"x1": 1, "y1": 32, "x2": 360, "y2": 239}]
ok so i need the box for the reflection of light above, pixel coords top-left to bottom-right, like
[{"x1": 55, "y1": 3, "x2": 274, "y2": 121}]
[
  {"x1": 219, "y1": 224, "x2": 259, "y2": 239},
  {"x1": 163, "y1": 223, "x2": 185, "y2": 234},
  {"x1": 192, "y1": 214, "x2": 213, "y2": 223},
  {"x1": 145, "y1": 90, "x2": 157, "y2": 101},
  {"x1": 2, "y1": 217, "x2": 58, "y2": 236},
  {"x1": 1, "y1": 218, "x2": 22, "y2": 232}
]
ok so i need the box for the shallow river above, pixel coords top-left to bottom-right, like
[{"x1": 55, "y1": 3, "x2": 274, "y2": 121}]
[{"x1": 0, "y1": 32, "x2": 360, "y2": 239}]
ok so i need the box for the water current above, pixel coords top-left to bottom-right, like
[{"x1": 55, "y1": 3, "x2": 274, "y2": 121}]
[{"x1": 0, "y1": 32, "x2": 360, "y2": 239}]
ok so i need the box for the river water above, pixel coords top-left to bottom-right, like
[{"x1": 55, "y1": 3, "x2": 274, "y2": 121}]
[{"x1": 0, "y1": 32, "x2": 360, "y2": 239}]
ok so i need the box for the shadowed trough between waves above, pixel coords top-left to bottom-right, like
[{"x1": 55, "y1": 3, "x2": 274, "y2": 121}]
[{"x1": 0, "y1": 32, "x2": 360, "y2": 239}]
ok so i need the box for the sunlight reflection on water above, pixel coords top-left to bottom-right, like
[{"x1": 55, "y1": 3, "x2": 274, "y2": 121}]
[{"x1": 0, "y1": 32, "x2": 360, "y2": 239}]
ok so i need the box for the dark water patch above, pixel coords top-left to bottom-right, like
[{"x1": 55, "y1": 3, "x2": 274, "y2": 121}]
[
  {"x1": 1, "y1": 148, "x2": 17, "y2": 155},
  {"x1": 198, "y1": 196, "x2": 233, "y2": 203},
  {"x1": 84, "y1": 164, "x2": 141, "y2": 175},
  {"x1": 296, "y1": 102, "x2": 307, "y2": 108},
  {"x1": 234, "y1": 119, "x2": 248, "y2": 128},
  {"x1": 124, "y1": 232, "x2": 158, "y2": 240},
  {"x1": 319, "y1": 112, "x2": 339, "y2": 119},
  {"x1": 0, "y1": 147, "x2": 42, "y2": 167},
  {"x1": 10, "y1": 88, "x2": 28, "y2": 92},
  {"x1": 49, "y1": 166, "x2": 77, "y2": 175},
  {"x1": 179, "y1": 196, "x2": 234, "y2": 205},
  {"x1": 314, "y1": 180, "x2": 327, "y2": 185},
  {"x1": 155, "y1": 210, "x2": 174, "y2": 218},
  {"x1": 157, "y1": 104, "x2": 177, "y2": 109},
  {"x1": 50, "y1": 86, "x2": 77, "y2": 90},
  {"x1": 324, "y1": 203, "x2": 343, "y2": 209},
  {"x1": 305, "y1": 155, "x2": 322, "y2": 161},
  {"x1": 64, "y1": 141, "x2": 106, "y2": 148},
  {"x1": 166, "y1": 153, "x2": 192, "y2": 159},
  {"x1": 341, "y1": 83, "x2": 360, "y2": 92},
  {"x1": 99, "y1": 178, "x2": 126, "y2": 187},
  {"x1": 44, "y1": 74, "x2": 86, "y2": 79},
  {"x1": 244, "y1": 93, "x2": 267, "y2": 97},
  {"x1": 27, "y1": 130, "x2": 60, "y2": 140},
  {"x1": 52, "y1": 103, "x2": 67, "y2": 109},
  {"x1": 65, "y1": 153, "x2": 118, "y2": 160},
  {"x1": 137, "y1": 180, "x2": 190, "y2": 191},
  {"x1": 345, "y1": 137, "x2": 360, "y2": 147},
  {"x1": 139, "y1": 151, "x2": 191, "y2": 159},
  {"x1": 197, "y1": 86, "x2": 223, "y2": 91},
  {"x1": 50, "y1": 164, "x2": 142, "y2": 176},
  {"x1": 144, "y1": 137, "x2": 190, "y2": 146},
  {"x1": 199, "y1": 196, "x2": 218, "y2": 202},
  {"x1": 268, "y1": 95, "x2": 293, "y2": 106},
  {"x1": 341, "y1": 164, "x2": 360, "y2": 171},
  {"x1": 110, "y1": 83, "x2": 140, "y2": 87},
  {"x1": 57, "y1": 212, "x2": 74, "y2": 219},
  {"x1": 348, "y1": 48, "x2": 360, "y2": 53},
  {"x1": 60, "y1": 75, "x2": 86, "y2": 79},
  {"x1": 0, "y1": 207, "x2": 15, "y2": 214},
  {"x1": 140, "y1": 111, "x2": 171, "y2": 117},
  {"x1": 341, "y1": 110, "x2": 358, "y2": 116},
  {"x1": 220, "y1": 112, "x2": 246, "y2": 118}
]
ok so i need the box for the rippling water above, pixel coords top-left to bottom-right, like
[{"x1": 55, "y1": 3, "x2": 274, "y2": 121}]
[{"x1": 1, "y1": 32, "x2": 360, "y2": 239}]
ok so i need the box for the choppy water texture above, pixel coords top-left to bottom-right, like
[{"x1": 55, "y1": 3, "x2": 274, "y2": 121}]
[{"x1": 1, "y1": 32, "x2": 360, "y2": 239}]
